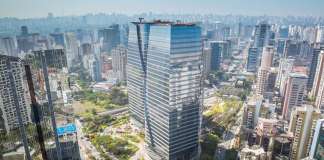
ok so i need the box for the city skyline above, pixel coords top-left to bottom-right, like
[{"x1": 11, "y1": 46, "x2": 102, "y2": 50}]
[{"x1": 1, "y1": 0, "x2": 324, "y2": 19}]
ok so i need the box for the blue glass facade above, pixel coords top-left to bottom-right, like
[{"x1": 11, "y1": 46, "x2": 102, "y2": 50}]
[
  {"x1": 127, "y1": 21, "x2": 202, "y2": 160},
  {"x1": 210, "y1": 41, "x2": 222, "y2": 71},
  {"x1": 246, "y1": 47, "x2": 259, "y2": 72}
]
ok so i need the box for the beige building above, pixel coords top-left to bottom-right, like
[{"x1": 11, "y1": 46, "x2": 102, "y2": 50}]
[{"x1": 288, "y1": 105, "x2": 321, "y2": 160}]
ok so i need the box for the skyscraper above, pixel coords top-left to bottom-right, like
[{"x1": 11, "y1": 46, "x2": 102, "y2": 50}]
[
  {"x1": 112, "y1": 45, "x2": 127, "y2": 82},
  {"x1": 254, "y1": 21, "x2": 270, "y2": 49},
  {"x1": 308, "y1": 44, "x2": 324, "y2": 92},
  {"x1": 127, "y1": 20, "x2": 202, "y2": 160},
  {"x1": 312, "y1": 51, "x2": 324, "y2": 110},
  {"x1": 0, "y1": 52, "x2": 67, "y2": 160},
  {"x1": 0, "y1": 55, "x2": 31, "y2": 133},
  {"x1": 98, "y1": 24, "x2": 121, "y2": 53},
  {"x1": 282, "y1": 73, "x2": 308, "y2": 120},
  {"x1": 309, "y1": 119, "x2": 324, "y2": 160},
  {"x1": 276, "y1": 58, "x2": 295, "y2": 96},
  {"x1": 30, "y1": 49, "x2": 69, "y2": 160},
  {"x1": 311, "y1": 50, "x2": 324, "y2": 97},
  {"x1": 276, "y1": 39, "x2": 286, "y2": 55},
  {"x1": 0, "y1": 37, "x2": 17, "y2": 57},
  {"x1": 256, "y1": 46, "x2": 274, "y2": 95},
  {"x1": 202, "y1": 47, "x2": 211, "y2": 77},
  {"x1": 246, "y1": 47, "x2": 259, "y2": 72},
  {"x1": 288, "y1": 105, "x2": 320, "y2": 160},
  {"x1": 0, "y1": 55, "x2": 32, "y2": 160},
  {"x1": 50, "y1": 32, "x2": 65, "y2": 47},
  {"x1": 210, "y1": 41, "x2": 222, "y2": 71}
]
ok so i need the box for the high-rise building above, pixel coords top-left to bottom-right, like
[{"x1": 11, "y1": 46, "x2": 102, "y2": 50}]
[
  {"x1": 256, "y1": 69, "x2": 269, "y2": 95},
  {"x1": 242, "y1": 95, "x2": 263, "y2": 129},
  {"x1": 0, "y1": 52, "x2": 68, "y2": 160},
  {"x1": 0, "y1": 37, "x2": 17, "y2": 57},
  {"x1": 254, "y1": 21, "x2": 270, "y2": 49},
  {"x1": 89, "y1": 56, "x2": 102, "y2": 82},
  {"x1": 279, "y1": 26, "x2": 289, "y2": 39},
  {"x1": 315, "y1": 26, "x2": 324, "y2": 43},
  {"x1": 260, "y1": 46, "x2": 274, "y2": 69},
  {"x1": 276, "y1": 58, "x2": 295, "y2": 96},
  {"x1": 202, "y1": 47, "x2": 211, "y2": 77},
  {"x1": 309, "y1": 119, "x2": 324, "y2": 160},
  {"x1": 256, "y1": 47, "x2": 274, "y2": 96},
  {"x1": 246, "y1": 47, "x2": 259, "y2": 72},
  {"x1": 0, "y1": 55, "x2": 31, "y2": 133},
  {"x1": 64, "y1": 32, "x2": 79, "y2": 69},
  {"x1": 0, "y1": 55, "x2": 32, "y2": 160},
  {"x1": 21, "y1": 26, "x2": 28, "y2": 36},
  {"x1": 308, "y1": 44, "x2": 324, "y2": 92},
  {"x1": 81, "y1": 43, "x2": 92, "y2": 55},
  {"x1": 284, "y1": 40, "x2": 300, "y2": 57},
  {"x1": 276, "y1": 39, "x2": 286, "y2": 55},
  {"x1": 282, "y1": 73, "x2": 307, "y2": 120},
  {"x1": 311, "y1": 50, "x2": 324, "y2": 97},
  {"x1": 288, "y1": 105, "x2": 320, "y2": 160},
  {"x1": 50, "y1": 32, "x2": 65, "y2": 47},
  {"x1": 127, "y1": 20, "x2": 202, "y2": 160},
  {"x1": 98, "y1": 24, "x2": 120, "y2": 53},
  {"x1": 210, "y1": 41, "x2": 222, "y2": 71},
  {"x1": 111, "y1": 45, "x2": 127, "y2": 82},
  {"x1": 30, "y1": 48, "x2": 70, "y2": 160}
]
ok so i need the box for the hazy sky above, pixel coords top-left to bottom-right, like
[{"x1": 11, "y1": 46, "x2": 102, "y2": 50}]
[{"x1": 0, "y1": 0, "x2": 324, "y2": 18}]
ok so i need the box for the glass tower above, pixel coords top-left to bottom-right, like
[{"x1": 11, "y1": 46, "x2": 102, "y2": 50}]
[{"x1": 127, "y1": 20, "x2": 203, "y2": 160}]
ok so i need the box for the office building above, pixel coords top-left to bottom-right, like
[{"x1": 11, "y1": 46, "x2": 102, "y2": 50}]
[
  {"x1": 89, "y1": 56, "x2": 102, "y2": 82},
  {"x1": 30, "y1": 48, "x2": 70, "y2": 160},
  {"x1": 284, "y1": 40, "x2": 300, "y2": 57},
  {"x1": 127, "y1": 20, "x2": 202, "y2": 160},
  {"x1": 282, "y1": 73, "x2": 307, "y2": 120},
  {"x1": 311, "y1": 50, "x2": 324, "y2": 97},
  {"x1": 254, "y1": 21, "x2": 270, "y2": 49},
  {"x1": 279, "y1": 26, "x2": 289, "y2": 39},
  {"x1": 277, "y1": 39, "x2": 286, "y2": 55},
  {"x1": 246, "y1": 47, "x2": 259, "y2": 72},
  {"x1": 98, "y1": 24, "x2": 120, "y2": 53},
  {"x1": 308, "y1": 44, "x2": 324, "y2": 92},
  {"x1": 112, "y1": 45, "x2": 127, "y2": 82},
  {"x1": 64, "y1": 32, "x2": 79, "y2": 69},
  {"x1": 202, "y1": 48, "x2": 211, "y2": 77},
  {"x1": 256, "y1": 47, "x2": 274, "y2": 96},
  {"x1": 288, "y1": 105, "x2": 320, "y2": 160},
  {"x1": 0, "y1": 53, "x2": 65, "y2": 160},
  {"x1": 309, "y1": 119, "x2": 324, "y2": 159},
  {"x1": 210, "y1": 41, "x2": 222, "y2": 71},
  {"x1": 50, "y1": 32, "x2": 65, "y2": 47}
]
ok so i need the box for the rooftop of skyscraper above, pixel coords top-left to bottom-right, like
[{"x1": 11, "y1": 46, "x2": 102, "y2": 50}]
[{"x1": 131, "y1": 18, "x2": 198, "y2": 26}]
